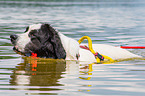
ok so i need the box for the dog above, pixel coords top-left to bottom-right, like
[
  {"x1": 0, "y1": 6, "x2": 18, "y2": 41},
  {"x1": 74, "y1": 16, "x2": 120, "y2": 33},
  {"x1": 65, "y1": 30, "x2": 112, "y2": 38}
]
[{"x1": 10, "y1": 23, "x2": 141, "y2": 62}]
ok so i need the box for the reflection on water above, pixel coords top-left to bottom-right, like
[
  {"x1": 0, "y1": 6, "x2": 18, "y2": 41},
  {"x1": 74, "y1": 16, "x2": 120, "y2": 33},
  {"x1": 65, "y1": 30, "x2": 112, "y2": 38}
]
[
  {"x1": 9, "y1": 58, "x2": 66, "y2": 95},
  {"x1": 2, "y1": 57, "x2": 144, "y2": 96},
  {"x1": 10, "y1": 57, "x2": 66, "y2": 87},
  {"x1": 8, "y1": 57, "x2": 94, "y2": 95},
  {"x1": 1, "y1": 57, "x2": 145, "y2": 95}
]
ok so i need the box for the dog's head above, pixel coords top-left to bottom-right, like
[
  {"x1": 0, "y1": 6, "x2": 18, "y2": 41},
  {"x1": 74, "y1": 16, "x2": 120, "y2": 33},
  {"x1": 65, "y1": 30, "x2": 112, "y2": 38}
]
[{"x1": 10, "y1": 24, "x2": 66, "y2": 59}]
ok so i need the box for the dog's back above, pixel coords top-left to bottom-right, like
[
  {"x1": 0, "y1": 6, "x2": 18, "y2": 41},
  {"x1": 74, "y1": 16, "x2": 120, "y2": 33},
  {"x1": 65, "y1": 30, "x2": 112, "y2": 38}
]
[{"x1": 79, "y1": 44, "x2": 142, "y2": 62}]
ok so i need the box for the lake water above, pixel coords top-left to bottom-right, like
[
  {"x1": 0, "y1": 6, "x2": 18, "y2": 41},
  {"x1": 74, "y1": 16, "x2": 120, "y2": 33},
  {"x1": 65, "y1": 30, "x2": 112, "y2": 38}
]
[{"x1": 1, "y1": 0, "x2": 145, "y2": 96}]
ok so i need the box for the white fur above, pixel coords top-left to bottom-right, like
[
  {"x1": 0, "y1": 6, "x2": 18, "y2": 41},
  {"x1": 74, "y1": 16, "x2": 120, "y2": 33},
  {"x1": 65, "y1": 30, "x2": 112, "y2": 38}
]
[
  {"x1": 92, "y1": 44, "x2": 141, "y2": 60},
  {"x1": 16, "y1": 24, "x2": 41, "y2": 52},
  {"x1": 17, "y1": 32, "x2": 30, "y2": 52},
  {"x1": 59, "y1": 32, "x2": 80, "y2": 60},
  {"x1": 79, "y1": 44, "x2": 141, "y2": 62},
  {"x1": 28, "y1": 24, "x2": 42, "y2": 31}
]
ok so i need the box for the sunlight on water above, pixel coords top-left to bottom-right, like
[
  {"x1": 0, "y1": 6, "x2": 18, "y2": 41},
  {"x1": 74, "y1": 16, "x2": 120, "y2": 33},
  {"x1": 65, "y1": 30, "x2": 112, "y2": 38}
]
[{"x1": 1, "y1": 0, "x2": 145, "y2": 96}]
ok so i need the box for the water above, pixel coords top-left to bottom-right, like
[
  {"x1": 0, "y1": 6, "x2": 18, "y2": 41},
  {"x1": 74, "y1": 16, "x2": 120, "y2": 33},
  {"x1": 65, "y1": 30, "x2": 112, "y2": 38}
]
[{"x1": 1, "y1": 0, "x2": 145, "y2": 96}]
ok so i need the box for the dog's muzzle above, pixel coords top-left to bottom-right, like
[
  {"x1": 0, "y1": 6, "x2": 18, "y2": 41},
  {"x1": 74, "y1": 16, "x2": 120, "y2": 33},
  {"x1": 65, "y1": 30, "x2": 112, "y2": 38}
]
[{"x1": 10, "y1": 34, "x2": 24, "y2": 55}]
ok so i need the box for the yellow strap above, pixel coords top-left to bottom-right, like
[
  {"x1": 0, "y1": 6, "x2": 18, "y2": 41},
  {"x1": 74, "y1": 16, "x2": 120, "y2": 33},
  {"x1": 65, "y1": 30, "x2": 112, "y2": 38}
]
[{"x1": 78, "y1": 36, "x2": 114, "y2": 63}]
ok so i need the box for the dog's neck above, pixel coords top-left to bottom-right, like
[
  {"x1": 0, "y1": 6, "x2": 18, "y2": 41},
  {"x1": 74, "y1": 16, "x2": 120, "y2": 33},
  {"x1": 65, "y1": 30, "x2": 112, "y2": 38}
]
[{"x1": 58, "y1": 32, "x2": 80, "y2": 60}]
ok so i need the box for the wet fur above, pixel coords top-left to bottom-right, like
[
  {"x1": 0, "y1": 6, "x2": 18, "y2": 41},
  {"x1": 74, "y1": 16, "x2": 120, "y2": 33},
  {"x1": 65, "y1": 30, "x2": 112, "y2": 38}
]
[{"x1": 11, "y1": 24, "x2": 66, "y2": 59}]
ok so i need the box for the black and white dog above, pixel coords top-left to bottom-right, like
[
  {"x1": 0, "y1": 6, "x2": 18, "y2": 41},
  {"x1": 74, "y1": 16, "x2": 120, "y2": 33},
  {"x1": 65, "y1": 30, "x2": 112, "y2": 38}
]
[{"x1": 10, "y1": 23, "x2": 141, "y2": 62}]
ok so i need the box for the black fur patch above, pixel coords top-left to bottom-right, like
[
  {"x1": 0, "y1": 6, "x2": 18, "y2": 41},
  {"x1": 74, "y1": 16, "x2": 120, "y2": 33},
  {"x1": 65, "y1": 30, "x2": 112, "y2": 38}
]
[{"x1": 24, "y1": 24, "x2": 66, "y2": 59}]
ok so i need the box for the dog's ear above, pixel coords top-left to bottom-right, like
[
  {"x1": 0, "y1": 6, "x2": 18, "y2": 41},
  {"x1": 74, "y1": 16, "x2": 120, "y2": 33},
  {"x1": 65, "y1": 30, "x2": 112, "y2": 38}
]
[{"x1": 41, "y1": 24, "x2": 66, "y2": 59}]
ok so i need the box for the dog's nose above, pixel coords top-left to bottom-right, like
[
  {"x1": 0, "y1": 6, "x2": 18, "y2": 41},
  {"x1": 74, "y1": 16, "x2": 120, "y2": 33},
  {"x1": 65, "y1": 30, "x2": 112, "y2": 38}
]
[{"x1": 10, "y1": 34, "x2": 18, "y2": 40}]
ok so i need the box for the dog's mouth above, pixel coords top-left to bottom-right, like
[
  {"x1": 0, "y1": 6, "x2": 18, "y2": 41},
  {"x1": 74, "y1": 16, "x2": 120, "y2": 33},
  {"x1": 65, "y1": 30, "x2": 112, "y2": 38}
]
[
  {"x1": 13, "y1": 46, "x2": 37, "y2": 57},
  {"x1": 13, "y1": 46, "x2": 25, "y2": 56}
]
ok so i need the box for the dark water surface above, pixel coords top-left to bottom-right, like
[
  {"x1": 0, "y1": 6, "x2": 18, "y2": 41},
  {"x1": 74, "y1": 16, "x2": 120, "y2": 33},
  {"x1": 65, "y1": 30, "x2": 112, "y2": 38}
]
[{"x1": 1, "y1": 0, "x2": 145, "y2": 96}]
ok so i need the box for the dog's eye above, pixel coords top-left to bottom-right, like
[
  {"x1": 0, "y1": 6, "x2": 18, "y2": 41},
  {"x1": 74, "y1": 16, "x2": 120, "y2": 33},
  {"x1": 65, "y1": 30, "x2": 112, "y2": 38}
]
[
  {"x1": 29, "y1": 30, "x2": 37, "y2": 37},
  {"x1": 29, "y1": 32, "x2": 35, "y2": 37}
]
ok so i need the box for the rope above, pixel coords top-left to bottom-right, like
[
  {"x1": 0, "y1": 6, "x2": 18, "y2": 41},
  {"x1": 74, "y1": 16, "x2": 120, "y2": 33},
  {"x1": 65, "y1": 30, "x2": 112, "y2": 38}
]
[{"x1": 78, "y1": 36, "x2": 114, "y2": 63}]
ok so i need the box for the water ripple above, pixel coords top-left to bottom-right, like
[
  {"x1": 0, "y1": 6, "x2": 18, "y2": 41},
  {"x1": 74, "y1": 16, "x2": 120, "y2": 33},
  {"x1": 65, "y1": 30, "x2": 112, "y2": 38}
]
[{"x1": 1, "y1": 1, "x2": 145, "y2": 96}]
